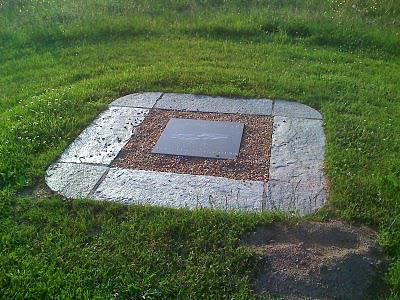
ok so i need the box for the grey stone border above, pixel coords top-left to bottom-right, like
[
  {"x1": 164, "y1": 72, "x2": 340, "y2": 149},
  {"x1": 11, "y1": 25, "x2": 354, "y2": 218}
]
[{"x1": 46, "y1": 92, "x2": 327, "y2": 215}]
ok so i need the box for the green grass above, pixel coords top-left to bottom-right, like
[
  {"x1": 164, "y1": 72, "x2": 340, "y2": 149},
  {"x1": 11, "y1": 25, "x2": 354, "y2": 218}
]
[
  {"x1": 1, "y1": 0, "x2": 400, "y2": 298},
  {"x1": 1, "y1": 193, "x2": 287, "y2": 299}
]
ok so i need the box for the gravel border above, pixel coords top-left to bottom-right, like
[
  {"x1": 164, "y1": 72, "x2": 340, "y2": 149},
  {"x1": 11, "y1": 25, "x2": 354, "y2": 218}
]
[
  {"x1": 114, "y1": 109, "x2": 273, "y2": 182},
  {"x1": 45, "y1": 92, "x2": 327, "y2": 215}
]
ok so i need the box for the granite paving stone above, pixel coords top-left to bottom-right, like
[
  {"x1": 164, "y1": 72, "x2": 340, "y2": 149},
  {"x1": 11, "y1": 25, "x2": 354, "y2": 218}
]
[
  {"x1": 269, "y1": 117, "x2": 325, "y2": 173},
  {"x1": 267, "y1": 116, "x2": 327, "y2": 214},
  {"x1": 156, "y1": 93, "x2": 273, "y2": 115},
  {"x1": 46, "y1": 162, "x2": 109, "y2": 199},
  {"x1": 59, "y1": 107, "x2": 149, "y2": 165},
  {"x1": 265, "y1": 178, "x2": 327, "y2": 215},
  {"x1": 273, "y1": 100, "x2": 322, "y2": 119},
  {"x1": 110, "y1": 92, "x2": 162, "y2": 108},
  {"x1": 93, "y1": 168, "x2": 265, "y2": 211}
]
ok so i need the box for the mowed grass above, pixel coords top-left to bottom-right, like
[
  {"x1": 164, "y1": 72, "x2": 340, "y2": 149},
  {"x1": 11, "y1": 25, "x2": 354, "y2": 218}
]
[{"x1": 0, "y1": 0, "x2": 400, "y2": 298}]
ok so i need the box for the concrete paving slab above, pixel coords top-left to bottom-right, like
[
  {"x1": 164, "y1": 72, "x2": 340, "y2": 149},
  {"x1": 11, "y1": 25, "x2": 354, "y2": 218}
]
[
  {"x1": 59, "y1": 107, "x2": 149, "y2": 165},
  {"x1": 110, "y1": 92, "x2": 162, "y2": 108},
  {"x1": 93, "y1": 168, "x2": 265, "y2": 211},
  {"x1": 274, "y1": 100, "x2": 322, "y2": 119},
  {"x1": 156, "y1": 93, "x2": 273, "y2": 115},
  {"x1": 46, "y1": 162, "x2": 109, "y2": 199}
]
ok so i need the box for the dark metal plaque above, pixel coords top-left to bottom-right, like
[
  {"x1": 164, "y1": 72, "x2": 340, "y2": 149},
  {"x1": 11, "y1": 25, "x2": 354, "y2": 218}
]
[{"x1": 152, "y1": 118, "x2": 244, "y2": 159}]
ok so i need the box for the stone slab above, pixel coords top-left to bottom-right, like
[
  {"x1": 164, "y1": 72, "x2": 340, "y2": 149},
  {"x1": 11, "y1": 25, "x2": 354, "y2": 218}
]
[
  {"x1": 273, "y1": 100, "x2": 322, "y2": 119},
  {"x1": 266, "y1": 179, "x2": 327, "y2": 215},
  {"x1": 93, "y1": 168, "x2": 265, "y2": 211},
  {"x1": 270, "y1": 117, "x2": 325, "y2": 179},
  {"x1": 46, "y1": 162, "x2": 109, "y2": 199},
  {"x1": 59, "y1": 107, "x2": 149, "y2": 165},
  {"x1": 267, "y1": 116, "x2": 327, "y2": 215},
  {"x1": 110, "y1": 92, "x2": 162, "y2": 108},
  {"x1": 152, "y1": 118, "x2": 244, "y2": 159},
  {"x1": 45, "y1": 93, "x2": 328, "y2": 215},
  {"x1": 156, "y1": 93, "x2": 273, "y2": 115}
]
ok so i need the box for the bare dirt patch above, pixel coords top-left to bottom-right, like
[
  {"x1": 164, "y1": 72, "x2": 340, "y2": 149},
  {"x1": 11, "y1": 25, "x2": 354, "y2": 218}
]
[
  {"x1": 114, "y1": 109, "x2": 273, "y2": 181},
  {"x1": 243, "y1": 221, "x2": 386, "y2": 300}
]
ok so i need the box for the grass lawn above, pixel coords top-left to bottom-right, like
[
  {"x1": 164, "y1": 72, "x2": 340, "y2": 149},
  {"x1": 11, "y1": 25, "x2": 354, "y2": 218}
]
[{"x1": 1, "y1": 0, "x2": 400, "y2": 298}]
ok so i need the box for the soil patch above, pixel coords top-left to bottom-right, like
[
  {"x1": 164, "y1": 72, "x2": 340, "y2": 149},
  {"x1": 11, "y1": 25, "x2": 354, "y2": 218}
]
[
  {"x1": 243, "y1": 221, "x2": 386, "y2": 300},
  {"x1": 114, "y1": 109, "x2": 273, "y2": 181}
]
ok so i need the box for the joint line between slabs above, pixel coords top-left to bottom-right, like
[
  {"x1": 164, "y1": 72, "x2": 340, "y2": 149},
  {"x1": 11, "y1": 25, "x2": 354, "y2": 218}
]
[
  {"x1": 271, "y1": 99, "x2": 276, "y2": 116},
  {"x1": 87, "y1": 167, "x2": 111, "y2": 198},
  {"x1": 109, "y1": 105, "x2": 154, "y2": 110},
  {"x1": 56, "y1": 161, "x2": 110, "y2": 167},
  {"x1": 152, "y1": 92, "x2": 165, "y2": 108},
  {"x1": 88, "y1": 122, "x2": 143, "y2": 192}
]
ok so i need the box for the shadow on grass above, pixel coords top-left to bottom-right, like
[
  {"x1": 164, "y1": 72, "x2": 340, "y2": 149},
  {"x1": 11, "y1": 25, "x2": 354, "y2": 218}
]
[
  {"x1": 0, "y1": 24, "x2": 156, "y2": 54},
  {"x1": 2, "y1": 19, "x2": 399, "y2": 59},
  {"x1": 183, "y1": 21, "x2": 400, "y2": 57}
]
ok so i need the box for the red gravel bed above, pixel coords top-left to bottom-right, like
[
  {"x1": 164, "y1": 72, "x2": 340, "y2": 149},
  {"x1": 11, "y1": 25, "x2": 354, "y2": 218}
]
[{"x1": 114, "y1": 109, "x2": 273, "y2": 181}]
